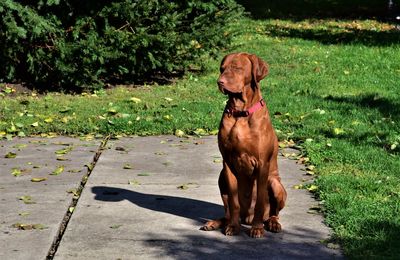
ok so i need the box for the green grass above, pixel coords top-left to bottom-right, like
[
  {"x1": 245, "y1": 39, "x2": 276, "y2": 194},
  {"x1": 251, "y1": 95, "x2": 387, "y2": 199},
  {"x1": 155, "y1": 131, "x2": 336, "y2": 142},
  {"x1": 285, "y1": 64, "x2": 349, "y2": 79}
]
[{"x1": 1, "y1": 17, "x2": 400, "y2": 258}]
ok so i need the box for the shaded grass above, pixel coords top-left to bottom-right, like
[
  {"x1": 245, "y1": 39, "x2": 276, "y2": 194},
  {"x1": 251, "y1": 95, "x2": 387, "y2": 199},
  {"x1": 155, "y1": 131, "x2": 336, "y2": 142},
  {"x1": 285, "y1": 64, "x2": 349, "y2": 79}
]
[
  {"x1": 237, "y1": 0, "x2": 391, "y2": 20},
  {"x1": 1, "y1": 17, "x2": 400, "y2": 258}
]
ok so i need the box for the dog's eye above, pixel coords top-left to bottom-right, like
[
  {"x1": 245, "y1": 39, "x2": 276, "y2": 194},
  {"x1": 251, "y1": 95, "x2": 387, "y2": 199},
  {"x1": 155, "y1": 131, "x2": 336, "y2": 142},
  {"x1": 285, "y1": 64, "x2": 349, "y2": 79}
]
[{"x1": 220, "y1": 67, "x2": 225, "y2": 73}]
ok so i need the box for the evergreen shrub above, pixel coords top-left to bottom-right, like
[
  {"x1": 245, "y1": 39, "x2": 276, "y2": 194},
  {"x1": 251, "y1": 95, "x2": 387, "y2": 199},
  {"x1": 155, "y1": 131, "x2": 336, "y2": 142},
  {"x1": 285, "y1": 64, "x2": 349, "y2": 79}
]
[{"x1": 0, "y1": 0, "x2": 243, "y2": 90}]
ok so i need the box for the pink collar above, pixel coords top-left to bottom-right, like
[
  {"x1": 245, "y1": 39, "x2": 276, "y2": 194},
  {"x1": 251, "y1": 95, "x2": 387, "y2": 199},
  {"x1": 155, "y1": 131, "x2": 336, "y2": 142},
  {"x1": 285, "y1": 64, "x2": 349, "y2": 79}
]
[{"x1": 224, "y1": 99, "x2": 265, "y2": 117}]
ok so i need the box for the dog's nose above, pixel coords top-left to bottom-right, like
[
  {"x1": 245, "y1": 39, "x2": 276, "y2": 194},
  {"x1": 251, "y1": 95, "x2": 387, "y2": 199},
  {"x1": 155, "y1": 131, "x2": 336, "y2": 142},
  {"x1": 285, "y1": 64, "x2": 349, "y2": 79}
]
[{"x1": 217, "y1": 77, "x2": 226, "y2": 87}]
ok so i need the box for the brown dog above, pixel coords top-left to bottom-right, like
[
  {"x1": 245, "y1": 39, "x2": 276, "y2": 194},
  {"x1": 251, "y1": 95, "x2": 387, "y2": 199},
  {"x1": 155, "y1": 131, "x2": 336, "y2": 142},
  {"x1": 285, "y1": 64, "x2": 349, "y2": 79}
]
[{"x1": 202, "y1": 53, "x2": 287, "y2": 238}]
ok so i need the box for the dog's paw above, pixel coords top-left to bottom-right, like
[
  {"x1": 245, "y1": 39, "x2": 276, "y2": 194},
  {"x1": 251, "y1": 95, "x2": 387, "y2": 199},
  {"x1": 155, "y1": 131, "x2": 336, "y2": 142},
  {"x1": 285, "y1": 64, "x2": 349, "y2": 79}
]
[
  {"x1": 265, "y1": 216, "x2": 282, "y2": 233},
  {"x1": 200, "y1": 220, "x2": 221, "y2": 231},
  {"x1": 250, "y1": 226, "x2": 265, "y2": 238},
  {"x1": 225, "y1": 224, "x2": 240, "y2": 236}
]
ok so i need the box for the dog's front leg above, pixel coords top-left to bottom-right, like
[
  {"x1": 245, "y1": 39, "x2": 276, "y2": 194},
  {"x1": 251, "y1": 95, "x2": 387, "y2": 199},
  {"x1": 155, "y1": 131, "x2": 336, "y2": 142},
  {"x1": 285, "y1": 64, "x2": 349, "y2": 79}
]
[
  {"x1": 250, "y1": 165, "x2": 269, "y2": 238},
  {"x1": 223, "y1": 162, "x2": 241, "y2": 236}
]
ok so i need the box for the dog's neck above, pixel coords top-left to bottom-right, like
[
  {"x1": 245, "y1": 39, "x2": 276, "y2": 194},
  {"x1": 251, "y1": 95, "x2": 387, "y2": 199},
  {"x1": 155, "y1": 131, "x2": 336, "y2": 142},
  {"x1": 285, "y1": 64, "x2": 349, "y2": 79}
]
[{"x1": 227, "y1": 84, "x2": 262, "y2": 112}]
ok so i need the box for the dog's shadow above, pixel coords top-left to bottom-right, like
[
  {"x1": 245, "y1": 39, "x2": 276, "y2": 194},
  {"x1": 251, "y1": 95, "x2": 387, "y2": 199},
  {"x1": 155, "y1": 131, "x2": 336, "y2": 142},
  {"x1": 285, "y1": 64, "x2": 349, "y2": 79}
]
[{"x1": 91, "y1": 186, "x2": 223, "y2": 224}]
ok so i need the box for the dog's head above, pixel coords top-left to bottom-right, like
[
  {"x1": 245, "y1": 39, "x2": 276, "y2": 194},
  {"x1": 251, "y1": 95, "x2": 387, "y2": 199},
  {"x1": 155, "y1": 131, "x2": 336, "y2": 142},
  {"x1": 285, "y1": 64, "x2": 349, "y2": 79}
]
[{"x1": 217, "y1": 53, "x2": 269, "y2": 95}]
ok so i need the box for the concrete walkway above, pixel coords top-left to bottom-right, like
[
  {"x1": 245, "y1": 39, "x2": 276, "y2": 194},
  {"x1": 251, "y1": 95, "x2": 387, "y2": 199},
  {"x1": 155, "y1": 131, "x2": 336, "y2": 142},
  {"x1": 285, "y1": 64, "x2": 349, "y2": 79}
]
[{"x1": 1, "y1": 136, "x2": 343, "y2": 260}]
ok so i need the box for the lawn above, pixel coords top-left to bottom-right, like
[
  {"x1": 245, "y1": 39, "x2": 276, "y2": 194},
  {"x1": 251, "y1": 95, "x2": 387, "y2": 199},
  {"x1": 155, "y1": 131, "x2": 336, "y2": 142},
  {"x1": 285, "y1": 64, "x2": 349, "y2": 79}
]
[{"x1": 1, "y1": 15, "x2": 400, "y2": 258}]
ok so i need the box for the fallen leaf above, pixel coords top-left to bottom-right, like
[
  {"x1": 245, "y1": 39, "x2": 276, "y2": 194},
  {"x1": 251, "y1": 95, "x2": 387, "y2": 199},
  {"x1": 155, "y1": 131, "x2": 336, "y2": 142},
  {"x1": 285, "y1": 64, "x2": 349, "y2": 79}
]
[
  {"x1": 130, "y1": 97, "x2": 142, "y2": 103},
  {"x1": 13, "y1": 144, "x2": 27, "y2": 149},
  {"x1": 11, "y1": 168, "x2": 23, "y2": 177},
  {"x1": 174, "y1": 129, "x2": 185, "y2": 137},
  {"x1": 68, "y1": 207, "x2": 75, "y2": 213},
  {"x1": 5, "y1": 152, "x2": 17, "y2": 158},
  {"x1": 163, "y1": 115, "x2": 173, "y2": 120},
  {"x1": 137, "y1": 173, "x2": 150, "y2": 176},
  {"x1": 56, "y1": 157, "x2": 70, "y2": 161},
  {"x1": 110, "y1": 224, "x2": 123, "y2": 229},
  {"x1": 85, "y1": 163, "x2": 94, "y2": 171},
  {"x1": 213, "y1": 159, "x2": 222, "y2": 163},
  {"x1": 154, "y1": 151, "x2": 166, "y2": 156},
  {"x1": 194, "y1": 128, "x2": 207, "y2": 136},
  {"x1": 307, "y1": 184, "x2": 318, "y2": 193},
  {"x1": 305, "y1": 170, "x2": 315, "y2": 175},
  {"x1": 333, "y1": 128, "x2": 345, "y2": 135},
  {"x1": 50, "y1": 165, "x2": 64, "y2": 175},
  {"x1": 31, "y1": 122, "x2": 39, "y2": 127},
  {"x1": 12, "y1": 223, "x2": 47, "y2": 230},
  {"x1": 18, "y1": 212, "x2": 30, "y2": 217},
  {"x1": 67, "y1": 188, "x2": 79, "y2": 196},
  {"x1": 177, "y1": 182, "x2": 199, "y2": 190},
  {"x1": 297, "y1": 157, "x2": 310, "y2": 164},
  {"x1": 306, "y1": 165, "x2": 316, "y2": 171},
  {"x1": 209, "y1": 129, "x2": 219, "y2": 135},
  {"x1": 129, "y1": 180, "x2": 140, "y2": 186},
  {"x1": 55, "y1": 147, "x2": 72, "y2": 155},
  {"x1": 293, "y1": 184, "x2": 304, "y2": 189},
  {"x1": 19, "y1": 195, "x2": 36, "y2": 204},
  {"x1": 177, "y1": 184, "x2": 189, "y2": 190},
  {"x1": 31, "y1": 177, "x2": 47, "y2": 182},
  {"x1": 107, "y1": 108, "x2": 118, "y2": 115},
  {"x1": 123, "y1": 163, "x2": 133, "y2": 169}
]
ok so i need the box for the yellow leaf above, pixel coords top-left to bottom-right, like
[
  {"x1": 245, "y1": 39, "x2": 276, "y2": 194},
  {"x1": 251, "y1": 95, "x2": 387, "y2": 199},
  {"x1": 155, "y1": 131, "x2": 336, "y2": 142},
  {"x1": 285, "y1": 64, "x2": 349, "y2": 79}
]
[
  {"x1": 174, "y1": 129, "x2": 185, "y2": 137},
  {"x1": 129, "y1": 180, "x2": 140, "y2": 186},
  {"x1": 307, "y1": 185, "x2": 318, "y2": 193},
  {"x1": 31, "y1": 122, "x2": 39, "y2": 127},
  {"x1": 293, "y1": 184, "x2": 304, "y2": 189},
  {"x1": 31, "y1": 177, "x2": 47, "y2": 182},
  {"x1": 130, "y1": 97, "x2": 142, "y2": 103},
  {"x1": 11, "y1": 168, "x2": 22, "y2": 176},
  {"x1": 5, "y1": 152, "x2": 17, "y2": 158},
  {"x1": 123, "y1": 163, "x2": 133, "y2": 169},
  {"x1": 44, "y1": 118, "x2": 53, "y2": 123},
  {"x1": 333, "y1": 128, "x2": 345, "y2": 135},
  {"x1": 163, "y1": 115, "x2": 172, "y2": 120},
  {"x1": 50, "y1": 165, "x2": 64, "y2": 175}
]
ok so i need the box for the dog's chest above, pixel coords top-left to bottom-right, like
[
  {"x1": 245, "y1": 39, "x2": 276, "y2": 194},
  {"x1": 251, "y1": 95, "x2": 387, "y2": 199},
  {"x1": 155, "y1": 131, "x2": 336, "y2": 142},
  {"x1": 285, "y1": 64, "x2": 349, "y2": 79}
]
[{"x1": 219, "y1": 119, "x2": 259, "y2": 155}]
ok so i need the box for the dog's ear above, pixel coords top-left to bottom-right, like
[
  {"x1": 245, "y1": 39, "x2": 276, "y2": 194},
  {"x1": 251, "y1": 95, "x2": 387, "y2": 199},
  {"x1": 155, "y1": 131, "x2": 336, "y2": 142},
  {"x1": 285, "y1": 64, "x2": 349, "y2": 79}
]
[{"x1": 248, "y1": 54, "x2": 269, "y2": 84}]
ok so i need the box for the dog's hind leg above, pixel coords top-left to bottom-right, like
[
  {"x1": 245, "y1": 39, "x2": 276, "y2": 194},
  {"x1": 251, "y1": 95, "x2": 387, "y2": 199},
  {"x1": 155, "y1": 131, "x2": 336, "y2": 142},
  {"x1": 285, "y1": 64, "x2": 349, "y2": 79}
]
[{"x1": 264, "y1": 176, "x2": 286, "y2": 233}]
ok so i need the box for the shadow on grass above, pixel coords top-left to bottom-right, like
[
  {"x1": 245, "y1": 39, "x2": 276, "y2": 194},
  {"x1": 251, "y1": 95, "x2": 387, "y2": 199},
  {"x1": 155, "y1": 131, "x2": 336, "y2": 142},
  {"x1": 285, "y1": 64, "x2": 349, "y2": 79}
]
[
  {"x1": 263, "y1": 23, "x2": 400, "y2": 46},
  {"x1": 309, "y1": 93, "x2": 400, "y2": 152},
  {"x1": 340, "y1": 220, "x2": 400, "y2": 258},
  {"x1": 237, "y1": 0, "x2": 395, "y2": 20},
  {"x1": 323, "y1": 93, "x2": 400, "y2": 121}
]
